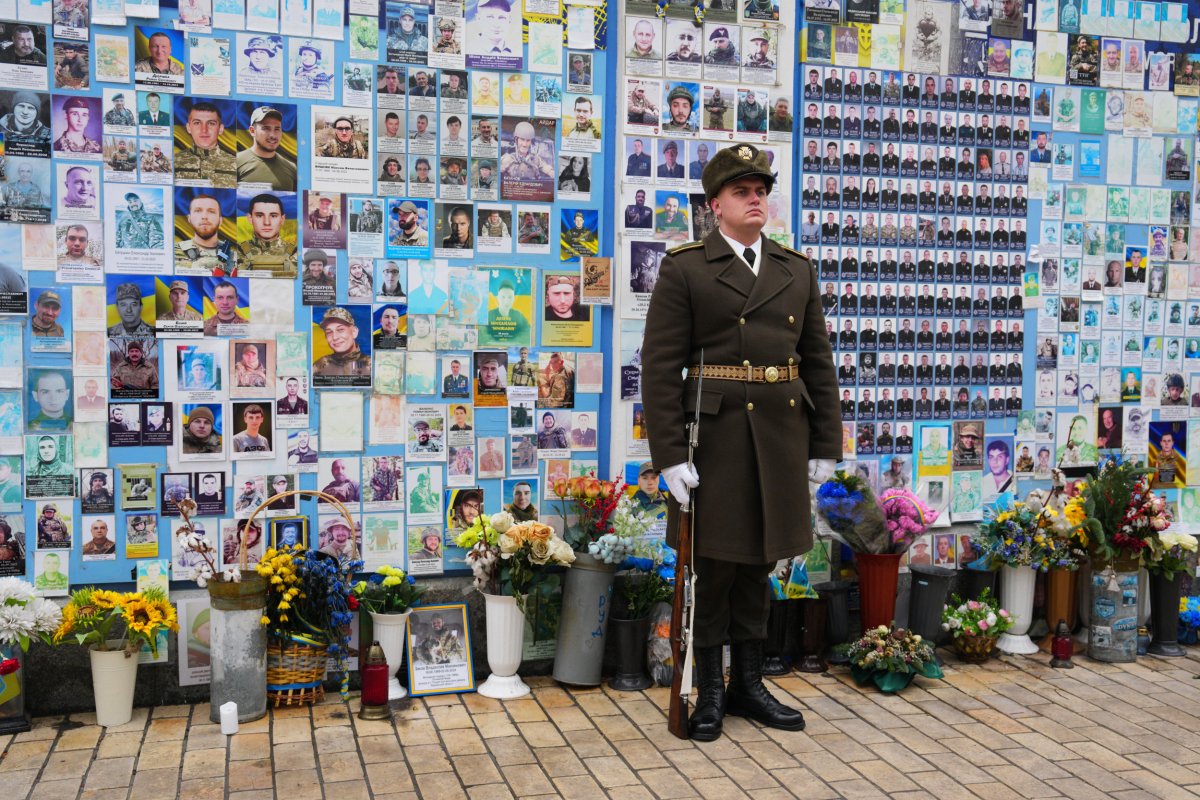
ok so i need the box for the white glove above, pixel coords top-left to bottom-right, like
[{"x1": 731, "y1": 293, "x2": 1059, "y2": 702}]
[
  {"x1": 808, "y1": 459, "x2": 836, "y2": 485},
  {"x1": 661, "y1": 462, "x2": 700, "y2": 504}
]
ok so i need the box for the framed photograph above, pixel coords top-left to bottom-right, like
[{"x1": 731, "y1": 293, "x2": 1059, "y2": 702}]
[
  {"x1": 406, "y1": 603, "x2": 475, "y2": 696},
  {"x1": 269, "y1": 516, "x2": 308, "y2": 549}
]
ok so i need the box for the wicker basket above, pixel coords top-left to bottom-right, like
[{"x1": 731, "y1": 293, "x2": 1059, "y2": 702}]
[
  {"x1": 249, "y1": 490, "x2": 358, "y2": 707},
  {"x1": 954, "y1": 634, "x2": 997, "y2": 664}
]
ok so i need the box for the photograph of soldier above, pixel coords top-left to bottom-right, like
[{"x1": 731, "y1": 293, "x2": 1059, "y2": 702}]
[
  {"x1": 704, "y1": 25, "x2": 739, "y2": 68},
  {"x1": 702, "y1": 86, "x2": 733, "y2": 133},
  {"x1": 654, "y1": 191, "x2": 690, "y2": 238},
  {"x1": 560, "y1": 209, "x2": 599, "y2": 260},
  {"x1": 36, "y1": 502, "x2": 69, "y2": 548},
  {"x1": 562, "y1": 95, "x2": 601, "y2": 149},
  {"x1": 500, "y1": 117, "x2": 556, "y2": 202},
  {"x1": 737, "y1": 87, "x2": 769, "y2": 134},
  {"x1": 111, "y1": 189, "x2": 166, "y2": 254},
  {"x1": 57, "y1": 164, "x2": 97, "y2": 216},
  {"x1": 134, "y1": 27, "x2": 185, "y2": 91},
  {"x1": 312, "y1": 305, "x2": 372, "y2": 387},
  {"x1": 202, "y1": 278, "x2": 250, "y2": 335},
  {"x1": 139, "y1": 141, "x2": 173, "y2": 178},
  {"x1": 80, "y1": 469, "x2": 115, "y2": 515},
  {"x1": 474, "y1": 352, "x2": 508, "y2": 405},
  {"x1": 26, "y1": 367, "x2": 72, "y2": 432},
  {"x1": 0, "y1": 22, "x2": 47, "y2": 68},
  {"x1": 662, "y1": 83, "x2": 699, "y2": 134},
  {"x1": 173, "y1": 98, "x2": 236, "y2": 189},
  {"x1": 174, "y1": 189, "x2": 238, "y2": 277},
  {"x1": 103, "y1": 137, "x2": 138, "y2": 176},
  {"x1": 108, "y1": 339, "x2": 159, "y2": 400},
  {"x1": 409, "y1": 607, "x2": 468, "y2": 668},
  {"x1": 537, "y1": 350, "x2": 576, "y2": 408},
  {"x1": 388, "y1": 198, "x2": 432, "y2": 256},
  {"x1": 180, "y1": 404, "x2": 223, "y2": 457},
  {"x1": 626, "y1": 80, "x2": 661, "y2": 128},
  {"x1": 52, "y1": 40, "x2": 87, "y2": 90},
  {"x1": 236, "y1": 104, "x2": 298, "y2": 191},
  {"x1": 289, "y1": 39, "x2": 334, "y2": 98},
  {"x1": 105, "y1": 278, "x2": 155, "y2": 337},
  {"x1": 237, "y1": 191, "x2": 298, "y2": 278},
  {"x1": 136, "y1": 91, "x2": 170, "y2": 130},
  {"x1": 54, "y1": 222, "x2": 100, "y2": 273},
  {"x1": 641, "y1": 144, "x2": 839, "y2": 741},
  {"x1": 467, "y1": 0, "x2": 522, "y2": 68},
  {"x1": 0, "y1": 91, "x2": 51, "y2": 158},
  {"x1": 630, "y1": 241, "x2": 666, "y2": 294},
  {"x1": 238, "y1": 34, "x2": 282, "y2": 94},
  {"x1": 742, "y1": 28, "x2": 776, "y2": 72},
  {"x1": 50, "y1": 95, "x2": 100, "y2": 155},
  {"x1": 315, "y1": 113, "x2": 369, "y2": 159},
  {"x1": 102, "y1": 91, "x2": 135, "y2": 130},
  {"x1": 543, "y1": 273, "x2": 590, "y2": 325},
  {"x1": 230, "y1": 402, "x2": 273, "y2": 457},
  {"x1": 387, "y1": 5, "x2": 429, "y2": 64}
]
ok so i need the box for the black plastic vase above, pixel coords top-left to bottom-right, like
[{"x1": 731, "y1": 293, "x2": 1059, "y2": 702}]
[{"x1": 812, "y1": 580, "x2": 852, "y2": 664}]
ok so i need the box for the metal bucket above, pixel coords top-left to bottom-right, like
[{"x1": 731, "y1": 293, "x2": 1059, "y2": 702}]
[
  {"x1": 552, "y1": 552, "x2": 615, "y2": 686},
  {"x1": 208, "y1": 575, "x2": 269, "y2": 723}
]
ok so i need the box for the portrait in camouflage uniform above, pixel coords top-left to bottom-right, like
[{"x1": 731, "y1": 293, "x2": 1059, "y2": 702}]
[
  {"x1": 108, "y1": 338, "x2": 159, "y2": 400},
  {"x1": 237, "y1": 190, "x2": 298, "y2": 279},
  {"x1": 174, "y1": 188, "x2": 239, "y2": 278},
  {"x1": 314, "y1": 111, "x2": 370, "y2": 160},
  {"x1": 172, "y1": 97, "x2": 237, "y2": 189},
  {"x1": 105, "y1": 186, "x2": 168, "y2": 271},
  {"x1": 500, "y1": 116, "x2": 557, "y2": 202},
  {"x1": 311, "y1": 305, "x2": 373, "y2": 388}
]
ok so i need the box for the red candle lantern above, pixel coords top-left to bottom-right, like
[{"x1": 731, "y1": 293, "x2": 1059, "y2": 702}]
[
  {"x1": 358, "y1": 642, "x2": 391, "y2": 719},
  {"x1": 1049, "y1": 619, "x2": 1074, "y2": 669}
]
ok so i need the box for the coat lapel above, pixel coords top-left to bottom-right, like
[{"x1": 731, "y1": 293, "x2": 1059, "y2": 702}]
[
  {"x1": 704, "y1": 231, "x2": 754, "y2": 299},
  {"x1": 741, "y1": 238, "x2": 794, "y2": 316}
]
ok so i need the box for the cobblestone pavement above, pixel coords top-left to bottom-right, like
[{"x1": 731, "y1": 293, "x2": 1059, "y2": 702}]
[{"x1": 4, "y1": 651, "x2": 1200, "y2": 799}]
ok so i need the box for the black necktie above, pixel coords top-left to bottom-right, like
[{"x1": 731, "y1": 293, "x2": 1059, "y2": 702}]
[{"x1": 744, "y1": 248, "x2": 756, "y2": 268}]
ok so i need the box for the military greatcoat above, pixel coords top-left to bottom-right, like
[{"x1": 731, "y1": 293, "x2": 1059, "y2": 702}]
[{"x1": 642, "y1": 231, "x2": 840, "y2": 564}]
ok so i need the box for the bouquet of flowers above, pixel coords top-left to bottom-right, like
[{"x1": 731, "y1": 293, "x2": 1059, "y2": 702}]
[
  {"x1": 815, "y1": 471, "x2": 938, "y2": 554},
  {"x1": 552, "y1": 474, "x2": 633, "y2": 563},
  {"x1": 0, "y1": 578, "x2": 62, "y2": 653},
  {"x1": 619, "y1": 547, "x2": 675, "y2": 620},
  {"x1": 973, "y1": 497, "x2": 1077, "y2": 570},
  {"x1": 352, "y1": 565, "x2": 426, "y2": 615},
  {"x1": 1071, "y1": 458, "x2": 1168, "y2": 561},
  {"x1": 1145, "y1": 531, "x2": 1198, "y2": 580},
  {"x1": 846, "y1": 625, "x2": 943, "y2": 693},
  {"x1": 1180, "y1": 596, "x2": 1200, "y2": 644},
  {"x1": 256, "y1": 546, "x2": 363, "y2": 695},
  {"x1": 456, "y1": 511, "x2": 575, "y2": 614},
  {"x1": 53, "y1": 586, "x2": 178, "y2": 657},
  {"x1": 941, "y1": 589, "x2": 1014, "y2": 639}
]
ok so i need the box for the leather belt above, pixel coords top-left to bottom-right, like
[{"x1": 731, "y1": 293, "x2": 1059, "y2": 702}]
[{"x1": 688, "y1": 364, "x2": 800, "y2": 384}]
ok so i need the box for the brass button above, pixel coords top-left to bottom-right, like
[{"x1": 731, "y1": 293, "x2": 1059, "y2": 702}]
[
  {"x1": 764, "y1": 366, "x2": 779, "y2": 383},
  {"x1": 788, "y1": 357, "x2": 795, "y2": 365},
  {"x1": 743, "y1": 360, "x2": 751, "y2": 367},
  {"x1": 739, "y1": 317, "x2": 746, "y2": 325},
  {"x1": 790, "y1": 399, "x2": 796, "y2": 407},
  {"x1": 746, "y1": 402, "x2": 754, "y2": 411},
  {"x1": 788, "y1": 315, "x2": 795, "y2": 324}
]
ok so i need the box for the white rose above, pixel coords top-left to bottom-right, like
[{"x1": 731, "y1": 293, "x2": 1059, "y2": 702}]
[
  {"x1": 499, "y1": 533, "x2": 520, "y2": 555},
  {"x1": 491, "y1": 511, "x2": 515, "y2": 534},
  {"x1": 529, "y1": 539, "x2": 552, "y2": 565},
  {"x1": 553, "y1": 539, "x2": 576, "y2": 564},
  {"x1": 986, "y1": 613, "x2": 997, "y2": 626}
]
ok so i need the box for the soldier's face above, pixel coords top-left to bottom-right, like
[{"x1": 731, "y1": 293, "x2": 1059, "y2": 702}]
[
  {"x1": 64, "y1": 105, "x2": 88, "y2": 133},
  {"x1": 323, "y1": 320, "x2": 357, "y2": 353},
  {"x1": 252, "y1": 119, "x2": 282, "y2": 152},
  {"x1": 187, "y1": 110, "x2": 224, "y2": 150},
  {"x1": 117, "y1": 296, "x2": 141, "y2": 324},
  {"x1": 251, "y1": 202, "x2": 283, "y2": 240},
  {"x1": 385, "y1": 116, "x2": 399, "y2": 136},
  {"x1": 66, "y1": 228, "x2": 88, "y2": 256},
  {"x1": 249, "y1": 49, "x2": 270, "y2": 69},
  {"x1": 214, "y1": 286, "x2": 237, "y2": 315},
  {"x1": 65, "y1": 169, "x2": 94, "y2": 204},
  {"x1": 13, "y1": 102, "x2": 36, "y2": 126},
  {"x1": 548, "y1": 284, "x2": 575, "y2": 315},
  {"x1": 670, "y1": 98, "x2": 691, "y2": 124},
  {"x1": 12, "y1": 30, "x2": 33, "y2": 56},
  {"x1": 380, "y1": 308, "x2": 399, "y2": 333}
]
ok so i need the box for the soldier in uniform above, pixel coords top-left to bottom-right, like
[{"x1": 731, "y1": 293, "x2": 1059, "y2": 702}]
[
  {"x1": 410, "y1": 420, "x2": 442, "y2": 454},
  {"x1": 538, "y1": 351, "x2": 575, "y2": 407},
  {"x1": 738, "y1": 90, "x2": 767, "y2": 132},
  {"x1": 30, "y1": 289, "x2": 64, "y2": 338},
  {"x1": 442, "y1": 71, "x2": 468, "y2": 99},
  {"x1": 388, "y1": 6, "x2": 429, "y2": 53},
  {"x1": 745, "y1": 31, "x2": 774, "y2": 69},
  {"x1": 236, "y1": 106, "x2": 297, "y2": 191},
  {"x1": 104, "y1": 93, "x2": 135, "y2": 127},
  {"x1": 82, "y1": 472, "x2": 114, "y2": 508},
  {"x1": 433, "y1": 18, "x2": 460, "y2": 53},
  {"x1": 243, "y1": 37, "x2": 278, "y2": 74},
  {"x1": 768, "y1": 97, "x2": 792, "y2": 132},
  {"x1": 705, "y1": 89, "x2": 729, "y2": 129},
  {"x1": 705, "y1": 26, "x2": 739, "y2": 65},
  {"x1": 175, "y1": 101, "x2": 236, "y2": 188},
  {"x1": 115, "y1": 192, "x2": 165, "y2": 250},
  {"x1": 36, "y1": 503, "x2": 68, "y2": 546},
  {"x1": 0, "y1": 91, "x2": 50, "y2": 147},
  {"x1": 203, "y1": 280, "x2": 249, "y2": 334},
  {"x1": 369, "y1": 457, "x2": 400, "y2": 502},
  {"x1": 313, "y1": 307, "x2": 371, "y2": 379},
  {"x1": 391, "y1": 200, "x2": 429, "y2": 247},
  {"x1": 663, "y1": 85, "x2": 697, "y2": 133},
  {"x1": 137, "y1": 92, "x2": 168, "y2": 126},
  {"x1": 627, "y1": 85, "x2": 659, "y2": 125},
  {"x1": 159, "y1": 280, "x2": 202, "y2": 322},
  {"x1": 108, "y1": 140, "x2": 137, "y2": 172},
  {"x1": 181, "y1": 406, "x2": 223, "y2": 453},
  {"x1": 566, "y1": 96, "x2": 601, "y2": 141},
  {"x1": 135, "y1": 31, "x2": 185, "y2": 75},
  {"x1": 239, "y1": 193, "x2": 297, "y2": 277},
  {"x1": 356, "y1": 200, "x2": 383, "y2": 232},
  {"x1": 510, "y1": 346, "x2": 538, "y2": 386},
  {"x1": 378, "y1": 156, "x2": 404, "y2": 184},
  {"x1": 140, "y1": 143, "x2": 171, "y2": 174},
  {"x1": 177, "y1": 193, "x2": 237, "y2": 277},
  {"x1": 318, "y1": 116, "x2": 368, "y2": 159},
  {"x1": 110, "y1": 340, "x2": 158, "y2": 394},
  {"x1": 625, "y1": 189, "x2": 653, "y2": 228},
  {"x1": 109, "y1": 283, "x2": 155, "y2": 336},
  {"x1": 301, "y1": 249, "x2": 334, "y2": 289},
  {"x1": 53, "y1": 96, "x2": 101, "y2": 154},
  {"x1": 441, "y1": 206, "x2": 472, "y2": 248},
  {"x1": 501, "y1": 120, "x2": 555, "y2": 181},
  {"x1": 415, "y1": 614, "x2": 465, "y2": 664},
  {"x1": 235, "y1": 344, "x2": 268, "y2": 388},
  {"x1": 6, "y1": 163, "x2": 45, "y2": 209},
  {"x1": 292, "y1": 42, "x2": 332, "y2": 91},
  {"x1": 642, "y1": 144, "x2": 839, "y2": 741}
]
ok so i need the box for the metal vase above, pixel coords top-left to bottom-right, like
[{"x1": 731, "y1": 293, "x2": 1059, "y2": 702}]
[
  {"x1": 813, "y1": 580, "x2": 852, "y2": 664},
  {"x1": 1148, "y1": 571, "x2": 1187, "y2": 658},
  {"x1": 208, "y1": 575, "x2": 269, "y2": 723},
  {"x1": 1088, "y1": 556, "x2": 1140, "y2": 663},
  {"x1": 608, "y1": 616, "x2": 652, "y2": 691},
  {"x1": 553, "y1": 552, "x2": 615, "y2": 686}
]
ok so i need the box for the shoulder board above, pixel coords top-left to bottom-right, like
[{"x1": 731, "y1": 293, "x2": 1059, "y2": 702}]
[{"x1": 667, "y1": 242, "x2": 704, "y2": 256}]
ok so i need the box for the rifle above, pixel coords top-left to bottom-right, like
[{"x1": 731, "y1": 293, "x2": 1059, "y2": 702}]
[{"x1": 668, "y1": 350, "x2": 702, "y2": 740}]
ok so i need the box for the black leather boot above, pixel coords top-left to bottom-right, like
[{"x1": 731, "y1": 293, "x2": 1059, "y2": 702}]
[
  {"x1": 688, "y1": 645, "x2": 726, "y2": 741},
  {"x1": 726, "y1": 640, "x2": 806, "y2": 731}
]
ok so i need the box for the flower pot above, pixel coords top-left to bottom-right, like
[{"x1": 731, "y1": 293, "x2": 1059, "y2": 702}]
[
  {"x1": 1088, "y1": 556, "x2": 1140, "y2": 663},
  {"x1": 89, "y1": 643, "x2": 139, "y2": 727},
  {"x1": 0, "y1": 643, "x2": 30, "y2": 734},
  {"x1": 812, "y1": 580, "x2": 852, "y2": 663},
  {"x1": 553, "y1": 552, "x2": 615, "y2": 687},
  {"x1": 762, "y1": 597, "x2": 790, "y2": 676},
  {"x1": 997, "y1": 565, "x2": 1039, "y2": 655},
  {"x1": 208, "y1": 575, "x2": 268, "y2": 723},
  {"x1": 798, "y1": 596, "x2": 829, "y2": 673},
  {"x1": 954, "y1": 634, "x2": 997, "y2": 664},
  {"x1": 608, "y1": 616, "x2": 652, "y2": 691},
  {"x1": 370, "y1": 610, "x2": 413, "y2": 699},
  {"x1": 1148, "y1": 572, "x2": 1187, "y2": 658},
  {"x1": 961, "y1": 565, "x2": 998, "y2": 603},
  {"x1": 856, "y1": 552, "x2": 903, "y2": 632},
  {"x1": 907, "y1": 565, "x2": 956, "y2": 651},
  {"x1": 479, "y1": 592, "x2": 530, "y2": 699},
  {"x1": 1040, "y1": 567, "x2": 1078, "y2": 651}
]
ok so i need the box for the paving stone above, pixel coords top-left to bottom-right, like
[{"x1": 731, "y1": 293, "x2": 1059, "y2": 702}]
[
  {"x1": 274, "y1": 768, "x2": 323, "y2": 800},
  {"x1": 83, "y1": 756, "x2": 135, "y2": 790},
  {"x1": 415, "y1": 771, "x2": 469, "y2": 800},
  {"x1": 500, "y1": 764, "x2": 555, "y2": 796},
  {"x1": 227, "y1": 757, "x2": 274, "y2": 791},
  {"x1": 29, "y1": 778, "x2": 84, "y2": 800},
  {"x1": 365, "y1": 759, "x2": 418, "y2": 795},
  {"x1": 181, "y1": 747, "x2": 226, "y2": 780}
]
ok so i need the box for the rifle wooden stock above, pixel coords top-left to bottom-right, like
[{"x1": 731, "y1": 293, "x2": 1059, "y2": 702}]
[{"x1": 667, "y1": 504, "x2": 692, "y2": 740}]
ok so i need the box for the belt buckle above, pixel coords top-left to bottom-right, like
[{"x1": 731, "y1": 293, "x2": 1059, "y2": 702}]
[{"x1": 764, "y1": 366, "x2": 779, "y2": 383}]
